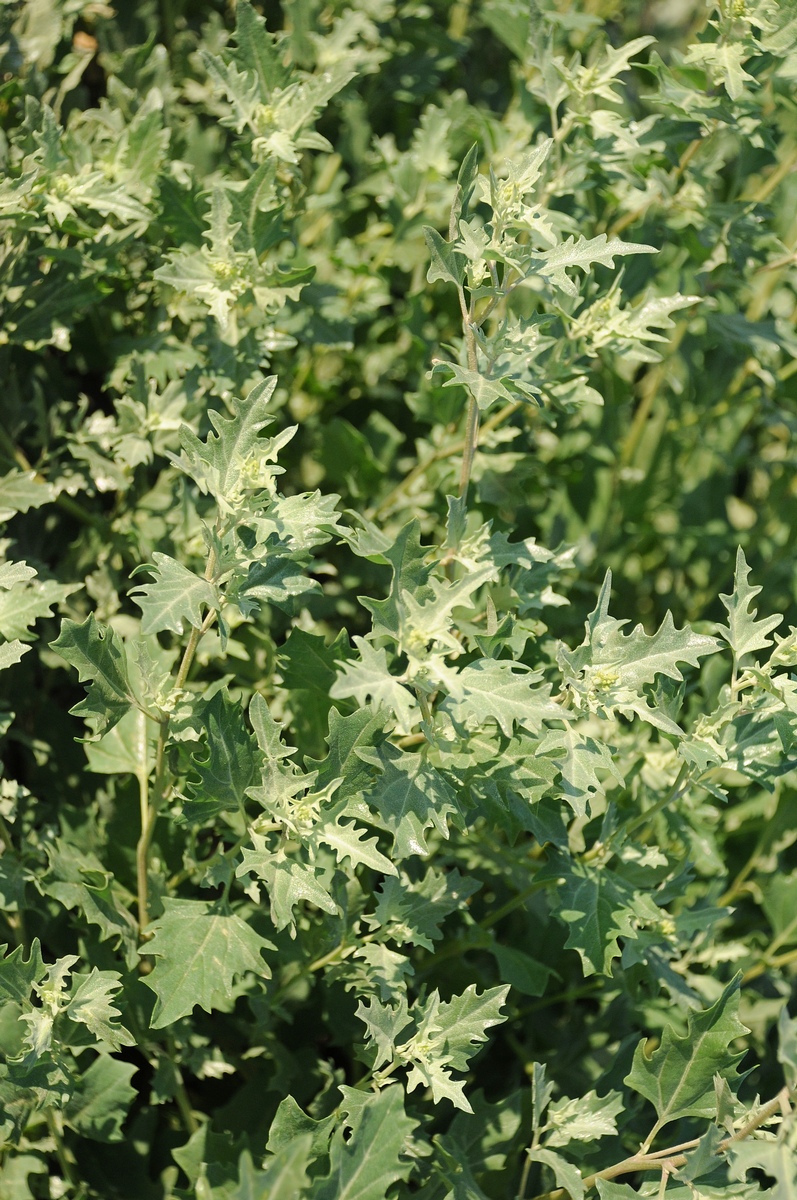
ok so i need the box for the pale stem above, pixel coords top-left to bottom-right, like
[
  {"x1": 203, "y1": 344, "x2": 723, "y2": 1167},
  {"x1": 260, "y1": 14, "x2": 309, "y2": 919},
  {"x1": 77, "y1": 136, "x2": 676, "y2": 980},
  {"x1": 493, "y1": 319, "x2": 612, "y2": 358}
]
[
  {"x1": 458, "y1": 285, "x2": 482, "y2": 502},
  {"x1": 527, "y1": 1086, "x2": 793, "y2": 1200}
]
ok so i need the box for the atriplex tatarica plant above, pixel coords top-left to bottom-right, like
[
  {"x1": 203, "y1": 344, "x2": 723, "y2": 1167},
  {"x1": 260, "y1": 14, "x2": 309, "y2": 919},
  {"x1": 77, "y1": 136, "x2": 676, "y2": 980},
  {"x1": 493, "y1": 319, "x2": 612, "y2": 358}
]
[{"x1": 2, "y1": 1, "x2": 797, "y2": 1197}]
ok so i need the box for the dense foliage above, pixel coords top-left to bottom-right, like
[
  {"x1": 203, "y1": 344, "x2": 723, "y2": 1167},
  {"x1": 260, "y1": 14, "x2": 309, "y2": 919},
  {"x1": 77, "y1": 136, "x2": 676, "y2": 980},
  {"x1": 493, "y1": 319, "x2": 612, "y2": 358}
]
[{"x1": 1, "y1": 0, "x2": 797, "y2": 1196}]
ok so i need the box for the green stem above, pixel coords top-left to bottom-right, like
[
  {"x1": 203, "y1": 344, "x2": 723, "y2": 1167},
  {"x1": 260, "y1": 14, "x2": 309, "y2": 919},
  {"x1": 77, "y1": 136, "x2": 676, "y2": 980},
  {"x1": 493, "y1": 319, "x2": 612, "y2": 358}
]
[
  {"x1": 46, "y1": 1109, "x2": 82, "y2": 1195},
  {"x1": 368, "y1": 400, "x2": 519, "y2": 519},
  {"x1": 479, "y1": 879, "x2": 551, "y2": 931},
  {"x1": 166, "y1": 1035, "x2": 199, "y2": 1134},
  {"x1": 138, "y1": 548, "x2": 218, "y2": 936},
  {"x1": 594, "y1": 764, "x2": 690, "y2": 856}
]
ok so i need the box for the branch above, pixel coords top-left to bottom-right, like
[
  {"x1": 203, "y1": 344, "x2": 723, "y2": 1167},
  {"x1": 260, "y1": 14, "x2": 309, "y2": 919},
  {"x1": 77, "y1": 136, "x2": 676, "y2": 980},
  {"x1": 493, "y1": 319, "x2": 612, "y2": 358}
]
[{"x1": 527, "y1": 1087, "x2": 793, "y2": 1200}]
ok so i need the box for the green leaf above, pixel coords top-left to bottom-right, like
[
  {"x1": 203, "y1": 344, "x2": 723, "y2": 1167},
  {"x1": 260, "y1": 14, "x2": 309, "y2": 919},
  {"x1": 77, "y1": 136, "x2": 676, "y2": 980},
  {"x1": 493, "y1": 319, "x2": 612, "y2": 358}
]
[
  {"x1": 235, "y1": 840, "x2": 338, "y2": 932},
  {"x1": 0, "y1": 942, "x2": 46, "y2": 1005},
  {"x1": 536, "y1": 234, "x2": 657, "y2": 297},
  {"x1": 330, "y1": 637, "x2": 418, "y2": 733},
  {"x1": 311, "y1": 1085, "x2": 418, "y2": 1200},
  {"x1": 0, "y1": 572, "x2": 78, "y2": 641},
  {"x1": 366, "y1": 867, "x2": 480, "y2": 951},
  {"x1": 719, "y1": 547, "x2": 782, "y2": 661},
  {"x1": 545, "y1": 854, "x2": 648, "y2": 976},
  {"x1": 545, "y1": 1089, "x2": 624, "y2": 1148},
  {"x1": 64, "y1": 1054, "x2": 138, "y2": 1143},
  {"x1": 279, "y1": 627, "x2": 349, "y2": 695},
  {"x1": 232, "y1": 1141, "x2": 312, "y2": 1200},
  {"x1": 0, "y1": 471, "x2": 55, "y2": 521},
  {"x1": 424, "y1": 226, "x2": 466, "y2": 286},
  {"x1": 141, "y1": 899, "x2": 274, "y2": 1027},
  {"x1": 84, "y1": 708, "x2": 150, "y2": 777},
  {"x1": 169, "y1": 378, "x2": 293, "y2": 514},
  {"x1": 444, "y1": 658, "x2": 559, "y2": 736},
  {"x1": 65, "y1": 969, "x2": 135, "y2": 1051},
  {"x1": 403, "y1": 985, "x2": 510, "y2": 1111},
  {"x1": 266, "y1": 1096, "x2": 336, "y2": 1161},
  {"x1": 0, "y1": 641, "x2": 29, "y2": 672},
  {"x1": 50, "y1": 614, "x2": 137, "y2": 737},
  {"x1": 363, "y1": 751, "x2": 460, "y2": 859},
  {"x1": 130, "y1": 553, "x2": 219, "y2": 636},
  {"x1": 310, "y1": 707, "x2": 387, "y2": 800},
  {"x1": 525, "y1": 1149, "x2": 584, "y2": 1200},
  {"x1": 559, "y1": 573, "x2": 721, "y2": 734},
  {"x1": 313, "y1": 803, "x2": 397, "y2": 876},
  {"x1": 625, "y1": 977, "x2": 748, "y2": 1132},
  {"x1": 435, "y1": 362, "x2": 519, "y2": 412},
  {"x1": 181, "y1": 691, "x2": 259, "y2": 825}
]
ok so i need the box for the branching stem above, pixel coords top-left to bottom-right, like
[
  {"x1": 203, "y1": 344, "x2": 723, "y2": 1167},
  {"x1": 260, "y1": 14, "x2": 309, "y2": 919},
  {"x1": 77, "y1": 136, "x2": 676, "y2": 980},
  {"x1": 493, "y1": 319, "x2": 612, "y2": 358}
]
[{"x1": 527, "y1": 1086, "x2": 792, "y2": 1200}]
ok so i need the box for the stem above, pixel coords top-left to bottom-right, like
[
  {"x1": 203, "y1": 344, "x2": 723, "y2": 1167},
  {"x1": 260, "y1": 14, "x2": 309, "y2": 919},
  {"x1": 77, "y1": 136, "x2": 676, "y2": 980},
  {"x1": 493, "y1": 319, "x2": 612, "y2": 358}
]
[
  {"x1": 458, "y1": 394, "x2": 480, "y2": 501},
  {"x1": 528, "y1": 1087, "x2": 792, "y2": 1200},
  {"x1": 479, "y1": 879, "x2": 552, "y2": 931},
  {"x1": 0, "y1": 811, "x2": 13, "y2": 853},
  {"x1": 368, "y1": 401, "x2": 520, "y2": 519},
  {"x1": 743, "y1": 944, "x2": 797, "y2": 983},
  {"x1": 46, "y1": 1109, "x2": 81, "y2": 1195},
  {"x1": 618, "y1": 763, "x2": 690, "y2": 845},
  {"x1": 137, "y1": 547, "x2": 218, "y2": 935},
  {"x1": 458, "y1": 294, "x2": 482, "y2": 502},
  {"x1": 166, "y1": 1034, "x2": 199, "y2": 1134}
]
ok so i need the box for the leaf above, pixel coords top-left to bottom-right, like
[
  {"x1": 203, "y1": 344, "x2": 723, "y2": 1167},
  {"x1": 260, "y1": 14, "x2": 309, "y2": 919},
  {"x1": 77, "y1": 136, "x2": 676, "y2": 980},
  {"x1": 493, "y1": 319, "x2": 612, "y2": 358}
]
[
  {"x1": 266, "y1": 1097, "x2": 336, "y2": 1161},
  {"x1": 559, "y1": 573, "x2": 721, "y2": 734},
  {"x1": 363, "y1": 751, "x2": 460, "y2": 859},
  {"x1": 491, "y1": 944, "x2": 553, "y2": 997},
  {"x1": 232, "y1": 1141, "x2": 312, "y2": 1200},
  {"x1": 236, "y1": 840, "x2": 338, "y2": 932},
  {"x1": 141, "y1": 899, "x2": 274, "y2": 1027},
  {"x1": 356, "y1": 995, "x2": 413, "y2": 1071},
  {"x1": 366, "y1": 867, "x2": 480, "y2": 951},
  {"x1": 0, "y1": 641, "x2": 29, "y2": 671},
  {"x1": 624, "y1": 977, "x2": 748, "y2": 1132},
  {"x1": 181, "y1": 691, "x2": 260, "y2": 824},
  {"x1": 311, "y1": 1085, "x2": 418, "y2": 1200},
  {"x1": 436, "y1": 362, "x2": 519, "y2": 411},
  {"x1": 537, "y1": 726, "x2": 624, "y2": 820},
  {"x1": 50, "y1": 614, "x2": 137, "y2": 737},
  {"x1": 310, "y1": 706, "x2": 387, "y2": 800},
  {"x1": 0, "y1": 471, "x2": 55, "y2": 521},
  {"x1": 169, "y1": 377, "x2": 293, "y2": 514},
  {"x1": 545, "y1": 1089, "x2": 624, "y2": 1148},
  {"x1": 719, "y1": 547, "x2": 782, "y2": 661},
  {"x1": 130, "y1": 552, "x2": 219, "y2": 636},
  {"x1": 525, "y1": 1149, "x2": 584, "y2": 1200},
  {"x1": 535, "y1": 235, "x2": 657, "y2": 297},
  {"x1": 403, "y1": 985, "x2": 510, "y2": 1112},
  {"x1": 544, "y1": 854, "x2": 645, "y2": 976},
  {"x1": 444, "y1": 658, "x2": 559, "y2": 736},
  {"x1": 0, "y1": 574, "x2": 78, "y2": 641},
  {"x1": 84, "y1": 708, "x2": 150, "y2": 777},
  {"x1": 330, "y1": 637, "x2": 418, "y2": 733},
  {"x1": 0, "y1": 941, "x2": 46, "y2": 1005},
  {"x1": 313, "y1": 804, "x2": 397, "y2": 876},
  {"x1": 424, "y1": 226, "x2": 466, "y2": 285},
  {"x1": 279, "y1": 627, "x2": 349, "y2": 695},
  {"x1": 65, "y1": 969, "x2": 135, "y2": 1051},
  {"x1": 64, "y1": 1054, "x2": 138, "y2": 1143}
]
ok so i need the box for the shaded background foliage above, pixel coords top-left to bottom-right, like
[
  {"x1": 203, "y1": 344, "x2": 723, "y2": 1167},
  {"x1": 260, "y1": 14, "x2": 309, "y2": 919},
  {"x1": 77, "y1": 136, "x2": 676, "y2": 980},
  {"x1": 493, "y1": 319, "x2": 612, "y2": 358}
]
[{"x1": 1, "y1": 0, "x2": 797, "y2": 1197}]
